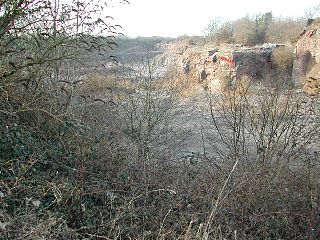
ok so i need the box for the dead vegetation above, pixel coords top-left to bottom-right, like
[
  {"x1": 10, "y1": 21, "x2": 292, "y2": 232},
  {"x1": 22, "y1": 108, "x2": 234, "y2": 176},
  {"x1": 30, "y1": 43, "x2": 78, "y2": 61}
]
[
  {"x1": 272, "y1": 47, "x2": 294, "y2": 71},
  {"x1": 1, "y1": 1, "x2": 320, "y2": 240}
]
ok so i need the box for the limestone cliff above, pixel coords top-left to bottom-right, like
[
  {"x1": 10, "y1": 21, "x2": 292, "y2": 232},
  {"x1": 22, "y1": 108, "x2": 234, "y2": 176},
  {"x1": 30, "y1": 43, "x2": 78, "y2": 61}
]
[{"x1": 153, "y1": 41, "x2": 286, "y2": 92}]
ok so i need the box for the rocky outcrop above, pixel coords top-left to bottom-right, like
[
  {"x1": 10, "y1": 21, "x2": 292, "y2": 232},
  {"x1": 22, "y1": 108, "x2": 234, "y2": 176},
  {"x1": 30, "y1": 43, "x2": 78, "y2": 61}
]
[
  {"x1": 233, "y1": 47, "x2": 272, "y2": 80},
  {"x1": 293, "y1": 17, "x2": 320, "y2": 87},
  {"x1": 303, "y1": 64, "x2": 320, "y2": 95},
  {"x1": 150, "y1": 41, "x2": 292, "y2": 92}
]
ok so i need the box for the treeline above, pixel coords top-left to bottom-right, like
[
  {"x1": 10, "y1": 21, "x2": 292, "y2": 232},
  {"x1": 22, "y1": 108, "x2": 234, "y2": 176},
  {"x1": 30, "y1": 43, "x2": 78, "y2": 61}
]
[
  {"x1": 115, "y1": 36, "x2": 174, "y2": 53},
  {"x1": 110, "y1": 36, "x2": 174, "y2": 65},
  {"x1": 205, "y1": 13, "x2": 305, "y2": 45}
]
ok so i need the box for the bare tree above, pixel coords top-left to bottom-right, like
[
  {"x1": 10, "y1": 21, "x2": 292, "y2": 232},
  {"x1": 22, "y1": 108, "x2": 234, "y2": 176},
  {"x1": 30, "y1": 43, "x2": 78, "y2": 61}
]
[
  {"x1": 305, "y1": 3, "x2": 320, "y2": 19},
  {"x1": 203, "y1": 17, "x2": 223, "y2": 43}
]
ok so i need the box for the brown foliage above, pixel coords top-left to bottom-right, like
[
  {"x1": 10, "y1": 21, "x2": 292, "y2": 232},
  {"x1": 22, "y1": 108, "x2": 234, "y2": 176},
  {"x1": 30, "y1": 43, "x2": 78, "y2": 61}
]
[
  {"x1": 272, "y1": 47, "x2": 294, "y2": 70},
  {"x1": 267, "y1": 18, "x2": 304, "y2": 44}
]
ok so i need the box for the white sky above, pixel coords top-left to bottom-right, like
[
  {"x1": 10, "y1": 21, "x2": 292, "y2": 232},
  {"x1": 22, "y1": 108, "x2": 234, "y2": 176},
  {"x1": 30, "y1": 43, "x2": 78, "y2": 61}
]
[{"x1": 109, "y1": 0, "x2": 320, "y2": 37}]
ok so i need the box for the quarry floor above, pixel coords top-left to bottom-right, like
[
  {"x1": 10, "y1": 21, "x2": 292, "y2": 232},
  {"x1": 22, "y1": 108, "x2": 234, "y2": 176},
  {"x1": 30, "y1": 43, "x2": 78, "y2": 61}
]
[{"x1": 170, "y1": 86, "x2": 320, "y2": 164}]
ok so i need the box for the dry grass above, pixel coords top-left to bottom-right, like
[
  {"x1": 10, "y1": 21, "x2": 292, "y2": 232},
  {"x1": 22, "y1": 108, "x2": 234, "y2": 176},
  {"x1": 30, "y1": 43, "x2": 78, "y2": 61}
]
[
  {"x1": 2, "y1": 74, "x2": 320, "y2": 239},
  {"x1": 272, "y1": 47, "x2": 294, "y2": 70},
  {"x1": 79, "y1": 74, "x2": 133, "y2": 94}
]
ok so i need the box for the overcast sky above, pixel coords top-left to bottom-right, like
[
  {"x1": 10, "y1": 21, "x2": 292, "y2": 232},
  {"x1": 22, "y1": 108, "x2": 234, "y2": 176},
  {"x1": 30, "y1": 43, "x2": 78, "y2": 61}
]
[{"x1": 109, "y1": 0, "x2": 320, "y2": 37}]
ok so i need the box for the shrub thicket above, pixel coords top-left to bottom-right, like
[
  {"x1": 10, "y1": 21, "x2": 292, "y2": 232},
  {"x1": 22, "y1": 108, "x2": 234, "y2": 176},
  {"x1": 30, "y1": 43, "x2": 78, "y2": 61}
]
[{"x1": 1, "y1": 1, "x2": 320, "y2": 240}]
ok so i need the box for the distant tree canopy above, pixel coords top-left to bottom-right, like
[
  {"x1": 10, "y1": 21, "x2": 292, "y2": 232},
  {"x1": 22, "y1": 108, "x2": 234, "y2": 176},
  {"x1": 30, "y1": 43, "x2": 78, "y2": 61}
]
[
  {"x1": 115, "y1": 36, "x2": 174, "y2": 54},
  {"x1": 305, "y1": 3, "x2": 320, "y2": 19},
  {"x1": 205, "y1": 12, "x2": 304, "y2": 45},
  {"x1": 267, "y1": 17, "x2": 305, "y2": 44}
]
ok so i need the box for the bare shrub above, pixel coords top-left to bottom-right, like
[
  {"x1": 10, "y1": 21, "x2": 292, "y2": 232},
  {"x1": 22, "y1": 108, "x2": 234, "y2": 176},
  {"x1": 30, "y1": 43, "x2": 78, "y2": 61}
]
[
  {"x1": 202, "y1": 81, "x2": 320, "y2": 238},
  {"x1": 117, "y1": 77, "x2": 189, "y2": 162},
  {"x1": 2, "y1": 1, "x2": 320, "y2": 239},
  {"x1": 215, "y1": 21, "x2": 235, "y2": 44},
  {"x1": 236, "y1": 74, "x2": 252, "y2": 95}
]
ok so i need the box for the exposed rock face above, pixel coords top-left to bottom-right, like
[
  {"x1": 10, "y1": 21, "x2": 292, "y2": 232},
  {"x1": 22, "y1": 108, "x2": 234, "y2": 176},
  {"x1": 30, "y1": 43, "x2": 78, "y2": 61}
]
[
  {"x1": 293, "y1": 17, "x2": 320, "y2": 87},
  {"x1": 182, "y1": 59, "x2": 190, "y2": 74},
  {"x1": 233, "y1": 47, "x2": 272, "y2": 80},
  {"x1": 152, "y1": 53, "x2": 179, "y2": 78},
  {"x1": 147, "y1": 40, "x2": 292, "y2": 93},
  {"x1": 199, "y1": 69, "x2": 208, "y2": 81},
  {"x1": 303, "y1": 64, "x2": 320, "y2": 95},
  {"x1": 180, "y1": 49, "x2": 232, "y2": 92}
]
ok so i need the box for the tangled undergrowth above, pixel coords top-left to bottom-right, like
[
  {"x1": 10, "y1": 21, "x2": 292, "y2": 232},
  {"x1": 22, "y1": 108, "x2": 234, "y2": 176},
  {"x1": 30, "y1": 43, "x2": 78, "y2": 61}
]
[{"x1": 1, "y1": 1, "x2": 320, "y2": 239}]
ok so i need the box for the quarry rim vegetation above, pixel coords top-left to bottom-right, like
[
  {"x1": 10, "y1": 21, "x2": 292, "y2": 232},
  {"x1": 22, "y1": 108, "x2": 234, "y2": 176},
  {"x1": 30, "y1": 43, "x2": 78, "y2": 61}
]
[{"x1": 1, "y1": 1, "x2": 320, "y2": 239}]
